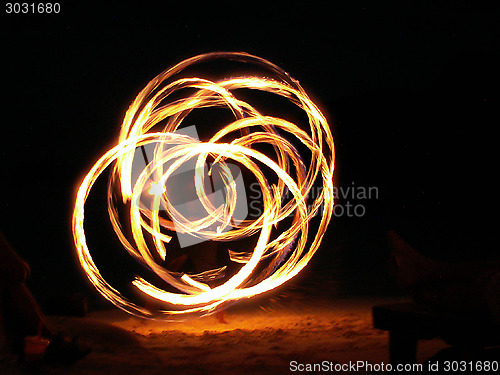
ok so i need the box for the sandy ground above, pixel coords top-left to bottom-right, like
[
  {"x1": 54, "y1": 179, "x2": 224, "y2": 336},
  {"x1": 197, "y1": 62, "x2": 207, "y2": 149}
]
[{"x1": 1, "y1": 295, "x2": 448, "y2": 374}]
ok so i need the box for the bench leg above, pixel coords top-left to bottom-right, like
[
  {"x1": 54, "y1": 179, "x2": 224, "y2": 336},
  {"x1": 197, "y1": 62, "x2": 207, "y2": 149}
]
[{"x1": 389, "y1": 330, "x2": 418, "y2": 364}]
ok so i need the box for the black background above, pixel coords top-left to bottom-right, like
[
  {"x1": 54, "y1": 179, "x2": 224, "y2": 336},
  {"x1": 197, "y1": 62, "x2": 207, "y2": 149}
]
[{"x1": 2, "y1": 1, "x2": 499, "y2": 304}]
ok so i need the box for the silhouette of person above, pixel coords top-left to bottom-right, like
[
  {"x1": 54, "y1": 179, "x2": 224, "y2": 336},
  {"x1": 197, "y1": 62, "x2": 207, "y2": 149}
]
[{"x1": 0, "y1": 231, "x2": 90, "y2": 363}]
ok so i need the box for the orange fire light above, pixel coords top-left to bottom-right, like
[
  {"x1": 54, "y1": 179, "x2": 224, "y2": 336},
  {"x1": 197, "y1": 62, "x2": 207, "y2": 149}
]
[{"x1": 72, "y1": 52, "x2": 335, "y2": 320}]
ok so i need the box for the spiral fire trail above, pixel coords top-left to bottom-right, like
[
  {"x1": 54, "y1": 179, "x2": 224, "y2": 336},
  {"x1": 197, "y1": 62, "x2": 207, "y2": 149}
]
[{"x1": 72, "y1": 52, "x2": 335, "y2": 320}]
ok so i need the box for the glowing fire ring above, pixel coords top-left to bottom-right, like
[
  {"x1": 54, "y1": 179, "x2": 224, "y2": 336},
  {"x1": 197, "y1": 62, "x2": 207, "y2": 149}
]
[{"x1": 72, "y1": 52, "x2": 335, "y2": 319}]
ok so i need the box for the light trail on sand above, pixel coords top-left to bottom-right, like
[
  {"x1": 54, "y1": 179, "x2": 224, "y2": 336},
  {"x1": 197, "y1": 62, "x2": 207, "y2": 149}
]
[{"x1": 72, "y1": 52, "x2": 335, "y2": 320}]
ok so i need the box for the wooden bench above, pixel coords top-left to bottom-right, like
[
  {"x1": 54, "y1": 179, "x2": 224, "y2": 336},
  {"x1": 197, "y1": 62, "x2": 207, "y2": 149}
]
[{"x1": 372, "y1": 302, "x2": 500, "y2": 364}]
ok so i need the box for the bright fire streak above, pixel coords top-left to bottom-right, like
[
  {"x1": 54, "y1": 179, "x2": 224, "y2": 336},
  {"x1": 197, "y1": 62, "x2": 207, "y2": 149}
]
[
  {"x1": 72, "y1": 52, "x2": 335, "y2": 320},
  {"x1": 148, "y1": 182, "x2": 166, "y2": 196}
]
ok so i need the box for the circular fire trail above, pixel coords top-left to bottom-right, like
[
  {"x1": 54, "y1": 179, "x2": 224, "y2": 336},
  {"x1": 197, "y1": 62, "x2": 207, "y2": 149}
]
[{"x1": 72, "y1": 52, "x2": 335, "y2": 320}]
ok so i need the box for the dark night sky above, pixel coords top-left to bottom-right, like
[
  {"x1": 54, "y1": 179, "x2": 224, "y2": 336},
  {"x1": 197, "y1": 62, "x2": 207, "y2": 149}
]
[{"x1": 2, "y1": 2, "x2": 499, "y2": 301}]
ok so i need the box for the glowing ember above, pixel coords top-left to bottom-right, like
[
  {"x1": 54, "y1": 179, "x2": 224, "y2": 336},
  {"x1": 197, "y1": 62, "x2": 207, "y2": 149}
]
[{"x1": 72, "y1": 52, "x2": 335, "y2": 320}]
